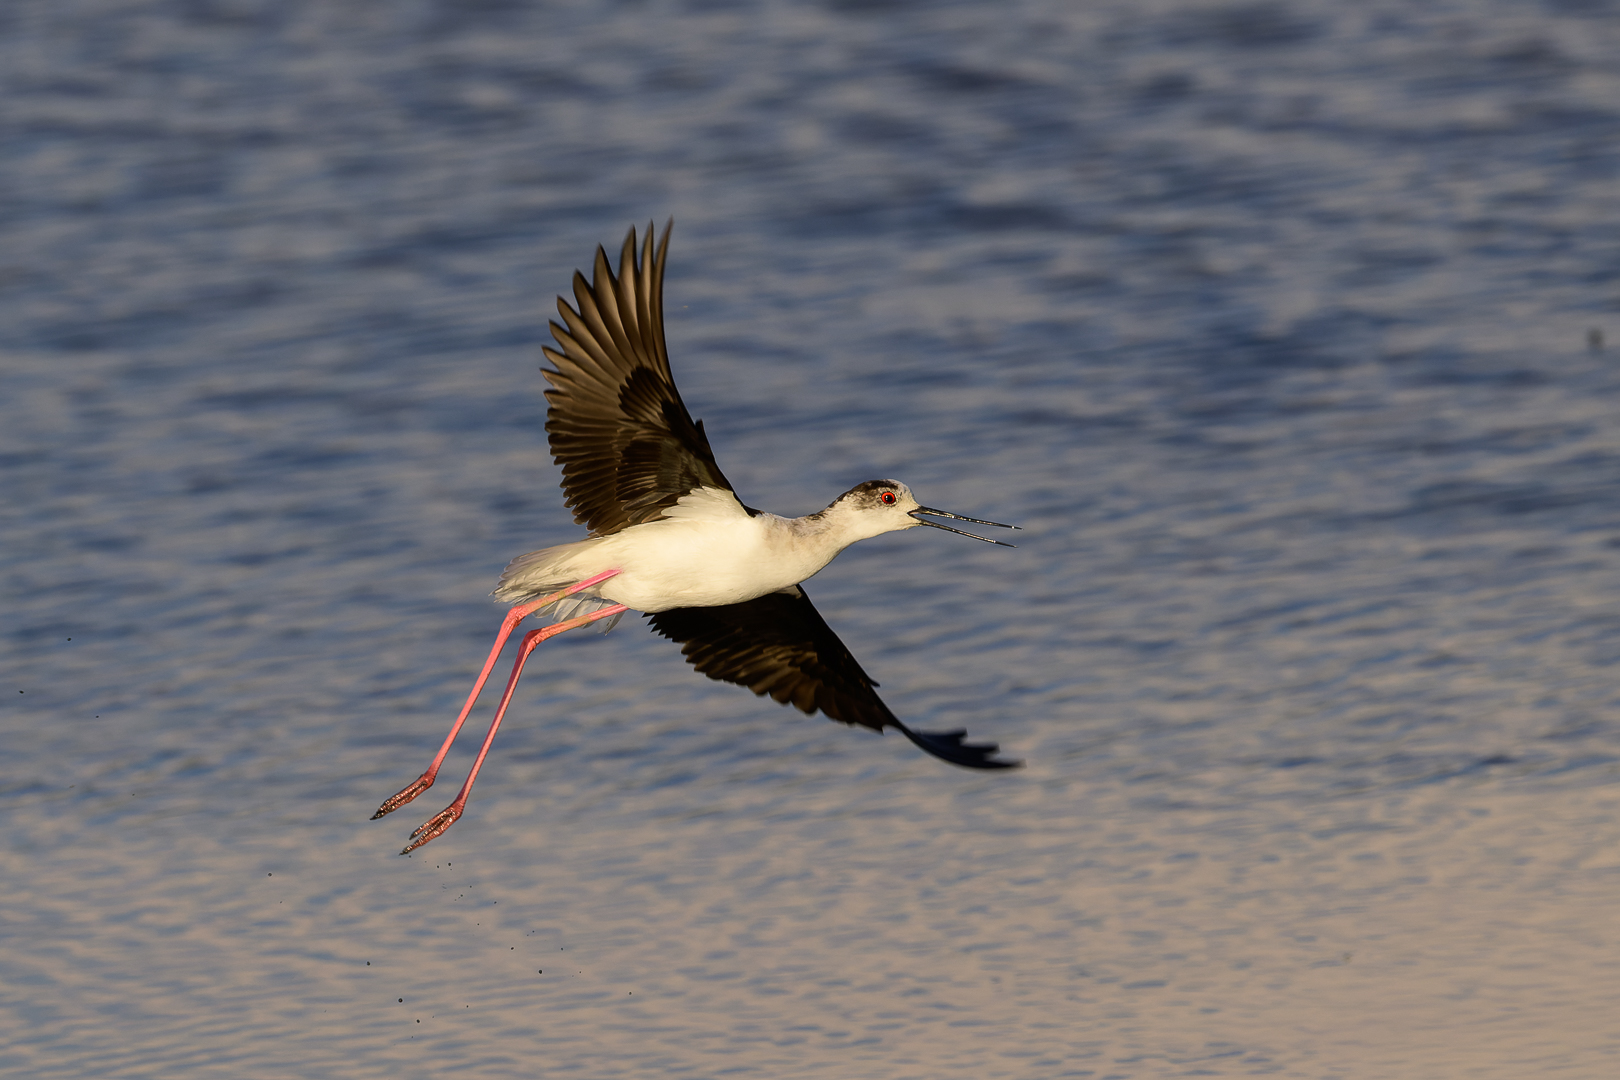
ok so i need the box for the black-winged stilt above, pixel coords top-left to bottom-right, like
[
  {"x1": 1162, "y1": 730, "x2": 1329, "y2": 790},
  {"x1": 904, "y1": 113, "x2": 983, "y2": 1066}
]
[{"x1": 375, "y1": 223, "x2": 1020, "y2": 853}]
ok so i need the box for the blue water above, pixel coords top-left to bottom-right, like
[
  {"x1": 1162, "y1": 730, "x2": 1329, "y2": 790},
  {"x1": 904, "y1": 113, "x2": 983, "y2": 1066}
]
[{"x1": 4, "y1": 1, "x2": 1620, "y2": 1075}]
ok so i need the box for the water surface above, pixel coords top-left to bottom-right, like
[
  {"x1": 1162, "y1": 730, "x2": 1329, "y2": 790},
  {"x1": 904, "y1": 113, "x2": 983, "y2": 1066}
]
[{"x1": 4, "y1": 1, "x2": 1620, "y2": 1075}]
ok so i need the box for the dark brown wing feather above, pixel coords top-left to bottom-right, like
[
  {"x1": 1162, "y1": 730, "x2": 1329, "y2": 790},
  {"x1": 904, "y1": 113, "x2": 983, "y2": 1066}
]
[
  {"x1": 648, "y1": 586, "x2": 1020, "y2": 770},
  {"x1": 543, "y1": 222, "x2": 736, "y2": 536}
]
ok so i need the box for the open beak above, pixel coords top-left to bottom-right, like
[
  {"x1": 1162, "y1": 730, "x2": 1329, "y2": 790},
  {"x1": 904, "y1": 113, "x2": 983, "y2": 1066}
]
[{"x1": 909, "y1": 506, "x2": 1020, "y2": 547}]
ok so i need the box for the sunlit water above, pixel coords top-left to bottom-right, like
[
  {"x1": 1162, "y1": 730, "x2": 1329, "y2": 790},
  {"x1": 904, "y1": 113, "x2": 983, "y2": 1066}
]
[{"x1": 4, "y1": 1, "x2": 1620, "y2": 1076}]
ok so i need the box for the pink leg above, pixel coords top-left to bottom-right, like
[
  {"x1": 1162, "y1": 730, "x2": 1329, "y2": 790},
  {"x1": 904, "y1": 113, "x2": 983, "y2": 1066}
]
[
  {"x1": 400, "y1": 601, "x2": 630, "y2": 854},
  {"x1": 372, "y1": 570, "x2": 622, "y2": 820}
]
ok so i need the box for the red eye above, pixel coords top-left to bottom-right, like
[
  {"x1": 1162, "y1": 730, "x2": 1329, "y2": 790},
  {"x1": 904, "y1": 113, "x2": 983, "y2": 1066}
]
[{"x1": 880, "y1": 491, "x2": 897, "y2": 505}]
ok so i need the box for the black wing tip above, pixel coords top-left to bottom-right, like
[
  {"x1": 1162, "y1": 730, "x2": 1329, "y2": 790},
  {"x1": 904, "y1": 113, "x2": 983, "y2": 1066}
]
[{"x1": 895, "y1": 724, "x2": 1023, "y2": 770}]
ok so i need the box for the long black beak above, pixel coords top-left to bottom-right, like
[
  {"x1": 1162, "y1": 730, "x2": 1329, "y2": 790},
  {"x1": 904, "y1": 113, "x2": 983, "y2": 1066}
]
[{"x1": 910, "y1": 507, "x2": 1020, "y2": 547}]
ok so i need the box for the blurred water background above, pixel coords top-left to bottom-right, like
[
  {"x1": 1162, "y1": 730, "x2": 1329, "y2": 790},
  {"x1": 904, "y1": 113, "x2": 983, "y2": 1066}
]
[{"x1": 4, "y1": 0, "x2": 1620, "y2": 1076}]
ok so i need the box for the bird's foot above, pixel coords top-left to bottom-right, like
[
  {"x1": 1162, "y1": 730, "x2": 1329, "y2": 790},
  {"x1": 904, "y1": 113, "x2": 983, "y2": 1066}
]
[
  {"x1": 400, "y1": 803, "x2": 463, "y2": 855},
  {"x1": 372, "y1": 772, "x2": 436, "y2": 819}
]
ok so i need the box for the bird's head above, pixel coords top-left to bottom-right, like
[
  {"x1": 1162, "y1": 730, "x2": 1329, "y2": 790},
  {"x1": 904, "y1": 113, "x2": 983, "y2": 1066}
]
[{"x1": 826, "y1": 480, "x2": 1018, "y2": 546}]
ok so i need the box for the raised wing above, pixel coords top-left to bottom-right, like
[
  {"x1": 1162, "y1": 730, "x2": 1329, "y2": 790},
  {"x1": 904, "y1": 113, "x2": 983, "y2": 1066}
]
[
  {"x1": 647, "y1": 585, "x2": 1019, "y2": 770},
  {"x1": 542, "y1": 222, "x2": 737, "y2": 537}
]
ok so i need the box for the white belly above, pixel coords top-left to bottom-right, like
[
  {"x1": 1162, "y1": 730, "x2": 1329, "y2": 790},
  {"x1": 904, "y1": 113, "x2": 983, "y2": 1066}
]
[
  {"x1": 493, "y1": 487, "x2": 849, "y2": 613},
  {"x1": 594, "y1": 511, "x2": 828, "y2": 612}
]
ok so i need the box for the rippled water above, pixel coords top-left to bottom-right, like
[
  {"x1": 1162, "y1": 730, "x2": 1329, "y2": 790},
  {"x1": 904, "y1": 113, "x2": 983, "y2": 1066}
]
[{"x1": 4, "y1": 1, "x2": 1620, "y2": 1076}]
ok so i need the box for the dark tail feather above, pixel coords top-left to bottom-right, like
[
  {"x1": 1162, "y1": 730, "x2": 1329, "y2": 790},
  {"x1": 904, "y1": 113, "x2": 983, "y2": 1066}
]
[{"x1": 894, "y1": 723, "x2": 1022, "y2": 770}]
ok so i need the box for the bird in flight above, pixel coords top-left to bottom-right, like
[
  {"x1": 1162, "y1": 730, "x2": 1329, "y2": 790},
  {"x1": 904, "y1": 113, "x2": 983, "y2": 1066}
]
[{"x1": 375, "y1": 222, "x2": 1020, "y2": 853}]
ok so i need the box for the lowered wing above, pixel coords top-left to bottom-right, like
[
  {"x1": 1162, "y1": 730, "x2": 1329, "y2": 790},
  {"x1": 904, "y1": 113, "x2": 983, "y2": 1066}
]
[{"x1": 648, "y1": 585, "x2": 1019, "y2": 770}]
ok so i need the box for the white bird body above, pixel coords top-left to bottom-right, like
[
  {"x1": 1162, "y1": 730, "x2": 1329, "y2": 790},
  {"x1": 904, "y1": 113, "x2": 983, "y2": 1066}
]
[{"x1": 494, "y1": 483, "x2": 928, "y2": 613}]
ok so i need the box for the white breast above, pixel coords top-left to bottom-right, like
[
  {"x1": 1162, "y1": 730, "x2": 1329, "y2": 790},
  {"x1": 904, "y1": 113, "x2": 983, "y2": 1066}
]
[{"x1": 594, "y1": 488, "x2": 840, "y2": 612}]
